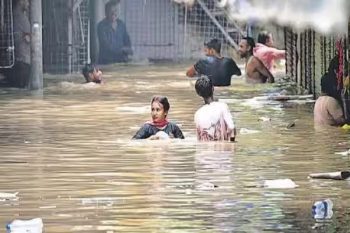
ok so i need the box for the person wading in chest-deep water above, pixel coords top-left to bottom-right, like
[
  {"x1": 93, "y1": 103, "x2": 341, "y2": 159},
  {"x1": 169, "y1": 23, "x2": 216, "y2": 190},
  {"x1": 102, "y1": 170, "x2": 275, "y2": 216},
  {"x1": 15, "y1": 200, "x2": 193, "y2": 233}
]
[
  {"x1": 314, "y1": 57, "x2": 348, "y2": 127},
  {"x1": 239, "y1": 37, "x2": 275, "y2": 84},
  {"x1": 186, "y1": 38, "x2": 241, "y2": 86},
  {"x1": 194, "y1": 76, "x2": 237, "y2": 141},
  {"x1": 132, "y1": 96, "x2": 185, "y2": 140}
]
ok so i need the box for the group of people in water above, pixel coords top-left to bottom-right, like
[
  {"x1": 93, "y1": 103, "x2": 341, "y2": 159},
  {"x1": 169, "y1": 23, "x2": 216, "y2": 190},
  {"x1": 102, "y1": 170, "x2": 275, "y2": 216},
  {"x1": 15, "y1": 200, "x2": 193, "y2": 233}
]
[
  {"x1": 186, "y1": 32, "x2": 284, "y2": 85},
  {"x1": 3, "y1": 0, "x2": 348, "y2": 138},
  {"x1": 81, "y1": 23, "x2": 349, "y2": 138},
  {"x1": 132, "y1": 76, "x2": 236, "y2": 141},
  {"x1": 82, "y1": 32, "x2": 287, "y2": 141}
]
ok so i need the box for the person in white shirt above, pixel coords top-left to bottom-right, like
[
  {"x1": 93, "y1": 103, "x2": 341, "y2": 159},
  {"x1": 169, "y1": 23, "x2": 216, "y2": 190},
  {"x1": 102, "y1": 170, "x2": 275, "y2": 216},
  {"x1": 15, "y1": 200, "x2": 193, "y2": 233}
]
[{"x1": 194, "y1": 76, "x2": 236, "y2": 141}]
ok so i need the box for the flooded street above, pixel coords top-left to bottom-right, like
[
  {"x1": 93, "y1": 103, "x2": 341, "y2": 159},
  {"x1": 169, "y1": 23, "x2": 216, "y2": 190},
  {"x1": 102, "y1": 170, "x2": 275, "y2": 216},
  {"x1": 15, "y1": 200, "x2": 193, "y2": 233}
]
[{"x1": 0, "y1": 64, "x2": 350, "y2": 232}]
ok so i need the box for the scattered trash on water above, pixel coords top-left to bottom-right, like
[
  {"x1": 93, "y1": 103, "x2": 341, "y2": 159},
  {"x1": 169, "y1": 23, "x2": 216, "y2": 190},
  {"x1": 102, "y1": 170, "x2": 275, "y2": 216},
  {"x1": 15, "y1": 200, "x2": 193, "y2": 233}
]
[
  {"x1": 312, "y1": 199, "x2": 333, "y2": 220},
  {"x1": 335, "y1": 149, "x2": 350, "y2": 156},
  {"x1": 258, "y1": 117, "x2": 271, "y2": 122},
  {"x1": 263, "y1": 179, "x2": 298, "y2": 189},
  {"x1": 286, "y1": 122, "x2": 296, "y2": 129},
  {"x1": 268, "y1": 94, "x2": 313, "y2": 101},
  {"x1": 6, "y1": 218, "x2": 43, "y2": 233},
  {"x1": 0, "y1": 192, "x2": 18, "y2": 202},
  {"x1": 240, "y1": 97, "x2": 269, "y2": 109},
  {"x1": 196, "y1": 182, "x2": 218, "y2": 191},
  {"x1": 240, "y1": 128, "x2": 260, "y2": 134},
  {"x1": 341, "y1": 124, "x2": 350, "y2": 130},
  {"x1": 81, "y1": 197, "x2": 119, "y2": 206},
  {"x1": 309, "y1": 171, "x2": 350, "y2": 180}
]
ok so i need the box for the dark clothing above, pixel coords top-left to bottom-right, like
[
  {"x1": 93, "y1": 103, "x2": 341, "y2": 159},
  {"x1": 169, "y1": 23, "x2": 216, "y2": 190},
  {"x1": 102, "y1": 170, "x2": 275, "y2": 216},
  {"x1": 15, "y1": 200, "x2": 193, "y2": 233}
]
[
  {"x1": 8, "y1": 61, "x2": 30, "y2": 88},
  {"x1": 194, "y1": 56, "x2": 241, "y2": 86},
  {"x1": 97, "y1": 18, "x2": 132, "y2": 64},
  {"x1": 10, "y1": 6, "x2": 30, "y2": 88},
  {"x1": 13, "y1": 6, "x2": 31, "y2": 64},
  {"x1": 132, "y1": 122, "x2": 185, "y2": 139}
]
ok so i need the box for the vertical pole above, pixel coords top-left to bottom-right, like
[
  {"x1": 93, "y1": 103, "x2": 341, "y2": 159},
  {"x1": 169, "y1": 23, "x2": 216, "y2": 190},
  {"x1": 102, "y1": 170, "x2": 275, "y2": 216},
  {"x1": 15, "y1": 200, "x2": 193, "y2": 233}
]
[
  {"x1": 183, "y1": 4, "x2": 187, "y2": 59},
  {"x1": 29, "y1": 0, "x2": 43, "y2": 90},
  {"x1": 91, "y1": 0, "x2": 105, "y2": 64},
  {"x1": 67, "y1": 0, "x2": 73, "y2": 73}
]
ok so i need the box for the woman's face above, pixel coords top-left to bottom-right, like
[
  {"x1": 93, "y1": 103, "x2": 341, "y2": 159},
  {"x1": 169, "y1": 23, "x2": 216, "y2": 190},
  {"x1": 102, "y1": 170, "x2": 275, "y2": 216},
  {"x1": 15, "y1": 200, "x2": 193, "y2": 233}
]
[{"x1": 151, "y1": 101, "x2": 167, "y2": 122}]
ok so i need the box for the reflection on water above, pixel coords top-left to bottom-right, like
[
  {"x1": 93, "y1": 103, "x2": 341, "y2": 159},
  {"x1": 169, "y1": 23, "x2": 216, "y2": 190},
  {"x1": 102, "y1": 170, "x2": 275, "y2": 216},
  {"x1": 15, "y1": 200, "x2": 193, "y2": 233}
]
[{"x1": 0, "y1": 64, "x2": 350, "y2": 232}]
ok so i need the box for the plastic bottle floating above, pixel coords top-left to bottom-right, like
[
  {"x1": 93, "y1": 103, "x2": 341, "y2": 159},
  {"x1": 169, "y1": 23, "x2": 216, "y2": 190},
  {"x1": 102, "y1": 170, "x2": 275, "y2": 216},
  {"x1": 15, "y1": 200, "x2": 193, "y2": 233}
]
[
  {"x1": 6, "y1": 218, "x2": 43, "y2": 233},
  {"x1": 312, "y1": 199, "x2": 333, "y2": 220}
]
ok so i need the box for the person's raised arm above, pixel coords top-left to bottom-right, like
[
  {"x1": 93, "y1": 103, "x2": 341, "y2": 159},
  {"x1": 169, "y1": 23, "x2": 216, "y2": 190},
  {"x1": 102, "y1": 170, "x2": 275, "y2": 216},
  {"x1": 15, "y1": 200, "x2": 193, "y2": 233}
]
[
  {"x1": 269, "y1": 47, "x2": 285, "y2": 60},
  {"x1": 254, "y1": 57, "x2": 275, "y2": 83}
]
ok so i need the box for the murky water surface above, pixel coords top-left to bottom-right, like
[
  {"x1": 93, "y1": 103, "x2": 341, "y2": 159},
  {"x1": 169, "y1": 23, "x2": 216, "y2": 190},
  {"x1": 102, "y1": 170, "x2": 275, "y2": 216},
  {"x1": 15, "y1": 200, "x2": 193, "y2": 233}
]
[{"x1": 0, "y1": 64, "x2": 349, "y2": 232}]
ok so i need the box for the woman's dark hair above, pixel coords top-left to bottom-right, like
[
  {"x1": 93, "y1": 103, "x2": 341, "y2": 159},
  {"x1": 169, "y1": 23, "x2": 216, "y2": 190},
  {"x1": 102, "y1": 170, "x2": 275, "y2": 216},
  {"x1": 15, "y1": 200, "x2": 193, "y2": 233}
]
[
  {"x1": 151, "y1": 96, "x2": 170, "y2": 112},
  {"x1": 257, "y1": 31, "x2": 271, "y2": 45},
  {"x1": 204, "y1": 38, "x2": 221, "y2": 54},
  {"x1": 195, "y1": 76, "x2": 213, "y2": 99},
  {"x1": 321, "y1": 72, "x2": 340, "y2": 101}
]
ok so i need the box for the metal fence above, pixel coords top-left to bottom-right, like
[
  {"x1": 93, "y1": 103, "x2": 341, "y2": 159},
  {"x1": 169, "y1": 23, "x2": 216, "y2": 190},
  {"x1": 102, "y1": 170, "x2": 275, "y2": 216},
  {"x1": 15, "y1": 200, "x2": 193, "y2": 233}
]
[
  {"x1": 284, "y1": 27, "x2": 345, "y2": 96},
  {"x1": 299, "y1": 30, "x2": 316, "y2": 95},
  {"x1": 284, "y1": 28, "x2": 298, "y2": 83},
  {"x1": 121, "y1": 0, "x2": 182, "y2": 61},
  {"x1": 120, "y1": 0, "x2": 245, "y2": 62},
  {"x1": 178, "y1": 0, "x2": 245, "y2": 59},
  {"x1": 42, "y1": 0, "x2": 90, "y2": 74},
  {"x1": 1, "y1": 0, "x2": 245, "y2": 74},
  {"x1": 0, "y1": 0, "x2": 14, "y2": 68}
]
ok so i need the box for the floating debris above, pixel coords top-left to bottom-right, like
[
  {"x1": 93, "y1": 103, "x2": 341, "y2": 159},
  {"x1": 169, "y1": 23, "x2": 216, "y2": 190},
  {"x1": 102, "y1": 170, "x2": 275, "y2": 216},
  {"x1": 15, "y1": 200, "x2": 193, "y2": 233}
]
[
  {"x1": 0, "y1": 192, "x2": 18, "y2": 202},
  {"x1": 335, "y1": 149, "x2": 350, "y2": 156},
  {"x1": 309, "y1": 171, "x2": 350, "y2": 180},
  {"x1": 263, "y1": 179, "x2": 298, "y2": 189},
  {"x1": 286, "y1": 122, "x2": 296, "y2": 129},
  {"x1": 240, "y1": 128, "x2": 260, "y2": 135},
  {"x1": 258, "y1": 117, "x2": 271, "y2": 122}
]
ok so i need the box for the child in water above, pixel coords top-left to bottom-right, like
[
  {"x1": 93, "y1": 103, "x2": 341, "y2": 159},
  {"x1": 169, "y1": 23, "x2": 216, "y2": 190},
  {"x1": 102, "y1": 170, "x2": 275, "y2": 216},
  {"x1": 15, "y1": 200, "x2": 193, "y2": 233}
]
[
  {"x1": 82, "y1": 64, "x2": 103, "y2": 84},
  {"x1": 194, "y1": 76, "x2": 236, "y2": 141},
  {"x1": 132, "y1": 96, "x2": 185, "y2": 140}
]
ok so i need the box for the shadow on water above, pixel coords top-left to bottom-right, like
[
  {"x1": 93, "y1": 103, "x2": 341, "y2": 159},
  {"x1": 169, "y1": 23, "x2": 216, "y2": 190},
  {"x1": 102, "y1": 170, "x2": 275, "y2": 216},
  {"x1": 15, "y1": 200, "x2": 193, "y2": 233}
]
[{"x1": 0, "y1": 63, "x2": 350, "y2": 232}]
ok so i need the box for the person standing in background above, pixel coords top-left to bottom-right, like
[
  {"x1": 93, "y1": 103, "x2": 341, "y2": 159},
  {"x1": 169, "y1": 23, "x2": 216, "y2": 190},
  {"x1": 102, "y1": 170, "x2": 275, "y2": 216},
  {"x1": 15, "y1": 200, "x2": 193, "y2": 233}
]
[{"x1": 97, "y1": 0, "x2": 132, "y2": 64}]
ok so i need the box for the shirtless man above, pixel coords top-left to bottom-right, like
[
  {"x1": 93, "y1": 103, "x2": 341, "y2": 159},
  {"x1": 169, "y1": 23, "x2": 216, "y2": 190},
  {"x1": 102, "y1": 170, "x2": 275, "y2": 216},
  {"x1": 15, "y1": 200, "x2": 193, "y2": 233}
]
[{"x1": 239, "y1": 37, "x2": 274, "y2": 84}]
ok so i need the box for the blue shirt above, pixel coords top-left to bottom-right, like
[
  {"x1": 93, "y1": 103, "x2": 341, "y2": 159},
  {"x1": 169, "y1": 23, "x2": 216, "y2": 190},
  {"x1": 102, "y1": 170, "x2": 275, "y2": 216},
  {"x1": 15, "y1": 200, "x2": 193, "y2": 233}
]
[{"x1": 97, "y1": 18, "x2": 132, "y2": 64}]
